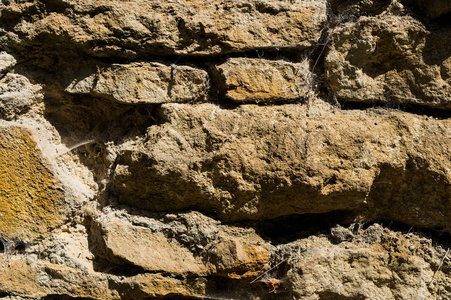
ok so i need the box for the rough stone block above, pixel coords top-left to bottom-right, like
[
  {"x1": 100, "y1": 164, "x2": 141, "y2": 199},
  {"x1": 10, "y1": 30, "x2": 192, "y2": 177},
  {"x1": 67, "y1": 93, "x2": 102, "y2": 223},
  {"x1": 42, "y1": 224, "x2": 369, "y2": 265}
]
[
  {"x1": 325, "y1": 15, "x2": 451, "y2": 109},
  {"x1": 213, "y1": 58, "x2": 313, "y2": 102},
  {"x1": 0, "y1": 73, "x2": 41, "y2": 120},
  {"x1": 0, "y1": 52, "x2": 16, "y2": 75},
  {"x1": 5, "y1": 0, "x2": 327, "y2": 56},
  {"x1": 112, "y1": 103, "x2": 451, "y2": 228},
  {"x1": 93, "y1": 211, "x2": 270, "y2": 277},
  {"x1": 65, "y1": 62, "x2": 209, "y2": 104}
]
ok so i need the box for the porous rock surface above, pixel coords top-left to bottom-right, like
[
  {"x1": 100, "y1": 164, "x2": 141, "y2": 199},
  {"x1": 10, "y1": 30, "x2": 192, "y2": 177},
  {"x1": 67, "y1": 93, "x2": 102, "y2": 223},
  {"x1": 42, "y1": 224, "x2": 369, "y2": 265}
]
[
  {"x1": 277, "y1": 223, "x2": 451, "y2": 299},
  {"x1": 0, "y1": 0, "x2": 451, "y2": 299},
  {"x1": 0, "y1": 0, "x2": 327, "y2": 56},
  {"x1": 113, "y1": 102, "x2": 451, "y2": 228},
  {"x1": 325, "y1": 14, "x2": 451, "y2": 109},
  {"x1": 213, "y1": 58, "x2": 314, "y2": 102},
  {"x1": 0, "y1": 52, "x2": 16, "y2": 75},
  {"x1": 65, "y1": 62, "x2": 209, "y2": 104},
  {"x1": 91, "y1": 209, "x2": 270, "y2": 278},
  {"x1": 0, "y1": 50, "x2": 42, "y2": 120}
]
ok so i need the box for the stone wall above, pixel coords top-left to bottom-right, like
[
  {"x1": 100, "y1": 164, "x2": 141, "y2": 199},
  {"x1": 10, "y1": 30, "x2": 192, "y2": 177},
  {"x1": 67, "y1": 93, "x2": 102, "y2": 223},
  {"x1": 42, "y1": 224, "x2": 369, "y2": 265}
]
[{"x1": 0, "y1": 0, "x2": 450, "y2": 299}]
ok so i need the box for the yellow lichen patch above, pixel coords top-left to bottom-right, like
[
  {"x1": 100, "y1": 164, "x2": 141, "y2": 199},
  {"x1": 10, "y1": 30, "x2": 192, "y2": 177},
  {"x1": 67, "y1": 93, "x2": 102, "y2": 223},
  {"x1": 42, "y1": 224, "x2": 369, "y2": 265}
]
[{"x1": 0, "y1": 126, "x2": 64, "y2": 241}]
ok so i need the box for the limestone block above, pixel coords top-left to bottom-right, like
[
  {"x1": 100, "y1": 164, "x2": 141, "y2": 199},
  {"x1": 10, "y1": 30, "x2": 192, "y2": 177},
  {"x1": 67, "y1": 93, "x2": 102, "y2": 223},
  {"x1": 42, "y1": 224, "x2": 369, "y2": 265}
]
[
  {"x1": 92, "y1": 211, "x2": 270, "y2": 277},
  {"x1": 99, "y1": 220, "x2": 207, "y2": 274},
  {"x1": 112, "y1": 103, "x2": 451, "y2": 229},
  {"x1": 213, "y1": 58, "x2": 313, "y2": 102},
  {"x1": 0, "y1": 259, "x2": 44, "y2": 298},
  {"x1": 0, "y1": 259, "x2": 116, "y2": 299},
  {"x1": 0, "y1": 257, "x2": 200, "y2": 299},
  {"x1": 0, "y1": 52, "x2": 16, "y2": 75},
  {"x1": 6, "y1": 0, "x2": 327, "y2": 56},
  {"x1": 118, "y1": 273, "x2": 206, "y2": 299},
  {"x1": 1, "y1": 223, "x2": 450, "y2": 299},
  {"x1": 0, "y1": 73, "x2": 41, "y2": 120},
  {"x1": 0, "y1": 126, "x2": 65, "y2": 241},
  {"x1": 280, "y1": 223, "x2": 450, "y2": 299},
  {"x1": 325, "y1": 15, "x2": 451, "y2": 109},
  {"x1": 65, "y1": 62, "x2": 209, "y2": 104}
]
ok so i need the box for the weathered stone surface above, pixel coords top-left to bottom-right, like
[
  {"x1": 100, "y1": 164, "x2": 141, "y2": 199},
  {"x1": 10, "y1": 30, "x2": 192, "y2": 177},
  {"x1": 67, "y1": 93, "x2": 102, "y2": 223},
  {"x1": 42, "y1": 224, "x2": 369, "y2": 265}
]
[
  {"x1": 0, "y1": 73, "x2": 41, "y2": 120},
  {"x1": 325, "y1": 15, "x2": 451, "y2": 109},
  {"x1": 0, "y1": 52, "x2": 16, "y2": 75},
  {"x1": 0, "y1": 259, "x2": 44, "y2": 298},
  {"x1": 277, "y1": 223, "x2": 451, "y2": 299},
  {"x1": 2, "y1": 0, "x2": 327, "y2": 56},
  {"x1": 213, "y1": 58, "x2": 313, "y2": 103},
  {"x1": 0, "y1": 258, "x2": 120, "y2": 299},
  {"x1": 116, "y1": 273, "x2": 207, "y2": 299},
  {"x1": 65, "y1": 62, "x2": 209, "y2": 104},
  {"x1": 0, "y1": 126, "x2": 65, "y2": 241},
  {"x1": 92, "y1": 210, "x2": 270, "y2": 278},
  {"x1": 113, "y1": 102, "x2": 451, "y2": 228},
  {"x1": 0, "y1": 223, "x2": 207, "y2": 300},
  {"x1": 2, "y1": 0, "x2": 451, "y2": 298},
  {"x1": 330, "y1": 0, "x2": 393, "y2": 15},
  {"x1": 2, "y1": 223, "x2": 450, "y2": 300},
  {"x1": 36, "y1": 262, "x2": 115, "y2": 299}
]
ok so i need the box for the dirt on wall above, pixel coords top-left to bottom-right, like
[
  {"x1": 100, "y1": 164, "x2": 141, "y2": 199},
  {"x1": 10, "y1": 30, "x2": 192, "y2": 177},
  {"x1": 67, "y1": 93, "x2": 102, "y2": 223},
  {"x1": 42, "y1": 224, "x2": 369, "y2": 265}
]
[{"x1": 0, "y1": 0, "x2": 450, "y2": 299}]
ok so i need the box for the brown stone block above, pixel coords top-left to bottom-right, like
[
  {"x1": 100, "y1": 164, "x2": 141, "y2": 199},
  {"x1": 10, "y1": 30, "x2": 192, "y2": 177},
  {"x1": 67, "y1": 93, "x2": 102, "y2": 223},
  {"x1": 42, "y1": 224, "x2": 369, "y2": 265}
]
[
  {"x1": 65, "y1": 62, "x2": 209, "y2": 104},
  {"x1": 213, "y1": 58, "x2": 313, "y2": 103}
]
